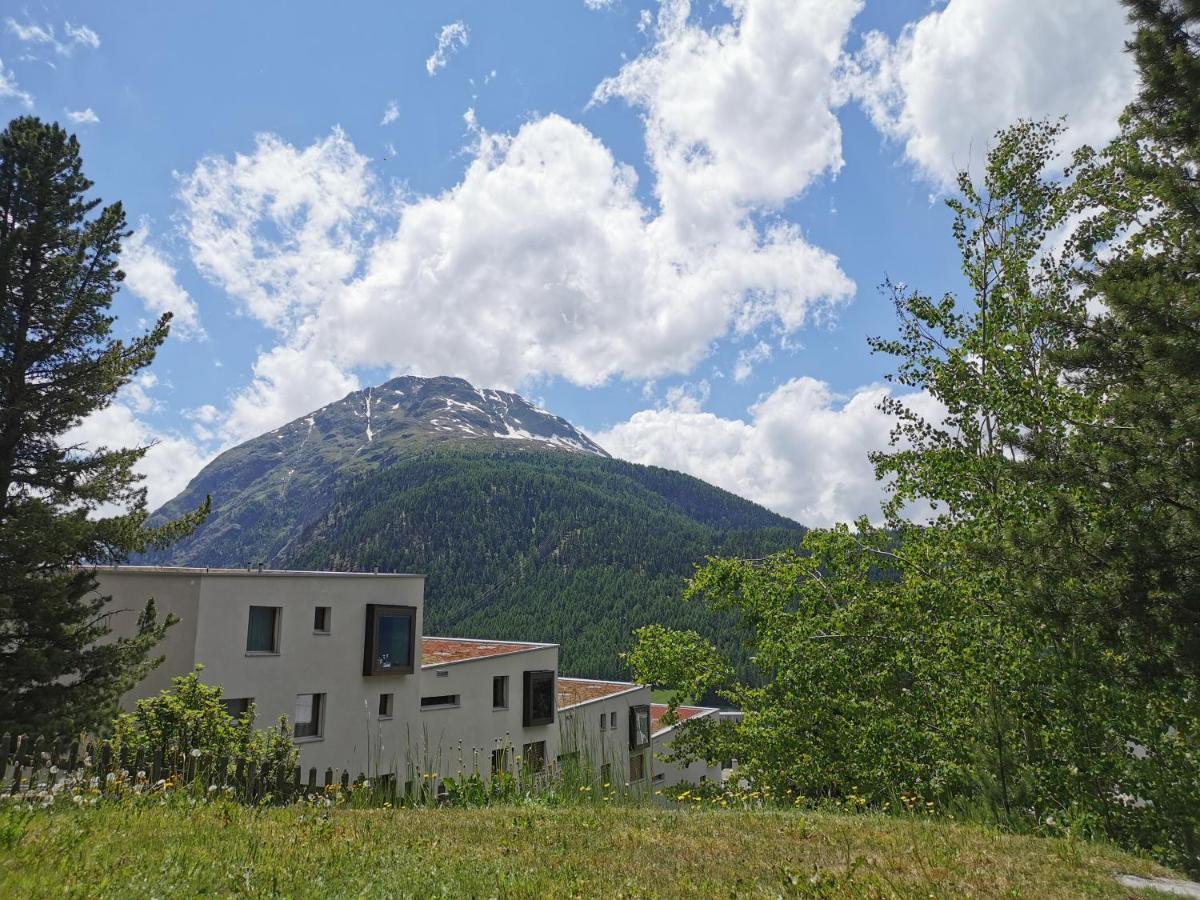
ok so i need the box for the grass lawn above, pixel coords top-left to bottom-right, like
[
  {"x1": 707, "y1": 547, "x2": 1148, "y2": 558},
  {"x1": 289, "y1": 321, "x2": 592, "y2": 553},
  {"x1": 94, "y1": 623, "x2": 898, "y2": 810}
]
[{"x1": 0, "y1": 802, "x2": 1186, "y2": 898}]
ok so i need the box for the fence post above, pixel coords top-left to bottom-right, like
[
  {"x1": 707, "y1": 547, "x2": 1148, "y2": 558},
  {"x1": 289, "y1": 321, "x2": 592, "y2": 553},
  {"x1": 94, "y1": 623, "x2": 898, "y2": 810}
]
[
  {"x1": 0, "y1": 733, "x2": 11, "y2": 786},
  {"x1": 8, "y1": 735, "x2": 24, "y2": 794},
  {"x1": 324, "y1": 767, "x2": 334, "y2": 788}
]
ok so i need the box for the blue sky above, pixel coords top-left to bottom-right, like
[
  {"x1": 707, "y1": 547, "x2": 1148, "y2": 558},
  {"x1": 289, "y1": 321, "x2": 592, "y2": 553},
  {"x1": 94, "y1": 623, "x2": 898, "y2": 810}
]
[{"x1": 1, "y1": 0, "x2": 1138, "y2": 525}]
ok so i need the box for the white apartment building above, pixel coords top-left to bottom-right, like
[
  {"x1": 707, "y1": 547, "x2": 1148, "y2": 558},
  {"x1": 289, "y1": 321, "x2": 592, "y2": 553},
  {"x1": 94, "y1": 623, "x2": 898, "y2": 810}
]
[
  {"x1": 97, "y1": 566, "x2": 706, "y2": 791},
  {"x1": 650, "y1": 704, "x2": 723, "y2": 788}
]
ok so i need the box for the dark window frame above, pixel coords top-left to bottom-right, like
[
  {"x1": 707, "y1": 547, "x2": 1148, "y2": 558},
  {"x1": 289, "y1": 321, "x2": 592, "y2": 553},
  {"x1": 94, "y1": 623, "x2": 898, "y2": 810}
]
[
  {"x1": 246, "y1": 605, "x2": 280, "y2": 654},
  {"x1": 629, "y1": 750, "x2": 645, "y2": 782},
  {"x1": 522, "y1": 740, "x2": 547, "y2": 773},
  {"x1": 522, "y1": 670, "x2": 555, "y2": 727},
  {"x1": 420, "y1": 694, "x2": 460, "y2": 709},
  {"x1": 362, "y1": 604, "x2": 417, "y2": 676},
  {"x1": 629, "y1": 704, "x2": 651, "y2": 750},
  {"x1": 293, "y1": 692, "x2": 324, "y2": 740}
]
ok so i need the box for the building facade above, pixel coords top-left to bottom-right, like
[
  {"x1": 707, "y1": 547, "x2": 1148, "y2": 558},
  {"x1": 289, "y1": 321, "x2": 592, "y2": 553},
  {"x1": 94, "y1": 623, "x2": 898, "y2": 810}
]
[{"x1": 97, "y1": 566, "x2": 720, "y2": 790}]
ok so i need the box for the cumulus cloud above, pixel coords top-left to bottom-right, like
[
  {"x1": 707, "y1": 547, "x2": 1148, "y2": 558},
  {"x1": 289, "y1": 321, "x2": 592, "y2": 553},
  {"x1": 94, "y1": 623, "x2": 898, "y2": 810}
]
[
  {"x1": 65, "y1": 107, "x2": 99, "y2": 124},
  {"x1": 170, "y1": 0, "x2": 858, "y2": 453},
  {"x1": 0, "y1": 58, "x2": 32, "y2": 107},
  {"x1": 380, "y1": 100, "x2": 399, "y2": 125},
  {"x1": 65, "y1": 391, "x2": 214, "y2": 512},
  {"x1": 597, "y1": 377, "x2": 943, "y2": 527},
  {"x1": 426, "y1": 21, "x2": 469, "y2": 76},
  {"x1": 121, "y1": 226, "x2": 205, "y2": 339},
  {"x1": 844, "y1": 0, "x2": 1138, "y2": 187},
  {"x1": 594, "y1": 0, "x2": 861, "y2": 234},
  {"x1": 585, "y1": 0, "x2": 617, "y2": 9}
]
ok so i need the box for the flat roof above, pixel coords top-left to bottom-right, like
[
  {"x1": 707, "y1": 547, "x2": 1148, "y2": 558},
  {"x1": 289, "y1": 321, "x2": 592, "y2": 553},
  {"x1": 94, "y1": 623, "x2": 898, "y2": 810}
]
[
  {"x1": 93, "y1": 565, "x2": 423, "y2": 579},
  {"x1": 557, "y1": 677, "x2": 643, "y2": 709},
  {"x1": 421, "y1": 636, "x2": 555, "y2": 667},
  {"x1": 651, "y1": 703, "x2": 719, "y2": 736}
]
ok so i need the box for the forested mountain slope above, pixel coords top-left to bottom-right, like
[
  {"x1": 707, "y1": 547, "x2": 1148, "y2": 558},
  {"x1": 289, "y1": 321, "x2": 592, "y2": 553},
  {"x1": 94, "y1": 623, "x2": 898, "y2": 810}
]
[{"x1": 145, "y1": 376, "x2": 806, "y2": 677}]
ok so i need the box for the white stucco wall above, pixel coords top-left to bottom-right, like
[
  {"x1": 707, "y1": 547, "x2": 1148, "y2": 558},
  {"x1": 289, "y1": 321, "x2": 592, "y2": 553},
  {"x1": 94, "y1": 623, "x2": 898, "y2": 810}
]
[
  {"x1": 558, "y1": 682, "x2": 653, "y2": 791},
  {"x1": 417, "y1": 643, "x2": 560, "y2": 781},
  {"x1": 651, "y1": 709, "x2": 724, "y2": 789}
]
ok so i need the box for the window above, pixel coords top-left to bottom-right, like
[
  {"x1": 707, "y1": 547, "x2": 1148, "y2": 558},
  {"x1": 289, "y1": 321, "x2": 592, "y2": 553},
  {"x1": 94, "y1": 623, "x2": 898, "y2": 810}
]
[
  {"x1": 363, "y1": 604, "x2": 416, "y2": 676},
  {"x1": 629, "y1": 705, "x2": 651, "y2": 750},
  {"x1": 246, "y1": 606, "x2": 280, "y2": 653},
  {"x1": 600, "y1": 712, "x2": 607, "y2": 731},
  {"x1": 522, "y1": 740, "x2": 546, "y2": 773},
  {"x1": 378, "y1": 693, "x2": 393, "y2": 719},
  {"x1": 492, "y1": 675, "x2": 509, "y2": 709},
  {"x1": 420, "y1": 694, "x2": 459, "y2": 709},
  {"x1": 293, "y1": 693, "x2": 324, "y2": 740},
  {"x1": 653, "y1": 772, "x2": 665, "y2": 784},
  {"x1": 313, "y1": 606, "x2": 331, "y2": 633},
  {"x1": 610, "y1": 711, "x2": 617, "y2": 730},
  {"x1": 629, "y1": 750, "x2": 645, "y2": 782},
  {"x1": 522, "y1": 670, "x2": 555, "y2": 727},
  {"x1": 491, "y1": 747, "x2": 511, "y2": 776},
  {"x1": 222, "y1": 697, "x2": 253, "y2": 721}
]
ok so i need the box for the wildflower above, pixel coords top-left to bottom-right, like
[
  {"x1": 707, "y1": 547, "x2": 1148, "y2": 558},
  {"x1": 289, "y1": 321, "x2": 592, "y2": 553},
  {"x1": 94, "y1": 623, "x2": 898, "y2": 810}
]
[{"x1": 190, "y1": 748, "x2": 202, "y2": 758}]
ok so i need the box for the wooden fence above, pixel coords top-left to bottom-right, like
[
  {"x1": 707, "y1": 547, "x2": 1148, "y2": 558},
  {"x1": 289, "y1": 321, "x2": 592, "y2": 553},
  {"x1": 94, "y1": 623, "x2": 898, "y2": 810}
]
[{"x1": 0, "y1": 732, "x2": 398, "y2": 804}]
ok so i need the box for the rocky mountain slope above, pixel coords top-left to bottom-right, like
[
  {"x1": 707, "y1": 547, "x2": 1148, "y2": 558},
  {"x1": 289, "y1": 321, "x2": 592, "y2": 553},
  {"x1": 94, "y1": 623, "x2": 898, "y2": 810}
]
[{"x1": 145, "y1": 375, "x2": 806, "y2": 677}]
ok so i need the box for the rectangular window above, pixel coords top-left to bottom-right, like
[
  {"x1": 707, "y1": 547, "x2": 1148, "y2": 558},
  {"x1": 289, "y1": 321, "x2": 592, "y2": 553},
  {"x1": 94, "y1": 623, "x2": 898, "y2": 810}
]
[
  {"x1": 493, "y1": 675, "x2": 508, "y2": 709},
  {"x1": 293, "y1": 693, "x2": 324, "y2": 739},
  {"x1": 313, "y1": 606, "x2": 331, "y2": 633},
  {"x1": 522, "y1": 670, "x2": 555, "y2": 727},
  {"x1": 629, "y1": 705, "x2": 651, "y2": 750},
  {"x1": 246, "y1": 606, "x2": 280, "y2": 653},
  {"x1": 522, "y1": 740, "x2": 546, "y2": 773},
  {"x1": 420, "y1": 694, "x2": 460, "y2": 709},
  {"x1": 222, "y1": 697, "x2": 253, "y2": 721},
  {"x1": 491, "y1": 747, "x2": 511, "y2": 776},
  {"x1": 610, "y1": 711, "x2": 617, "y2": 730},
  {"x1": 600, "y1": 712, "x2": 607, "y2": 731},
  {"x1": 629, "y1": 750, "x2": 645, "y2": 782},
  {"x1": 378, "y1": 693, "x2": 393, "y2": 718},
  {"x1": 363, "y1": 604, "x2": 416, "y2": 676}
]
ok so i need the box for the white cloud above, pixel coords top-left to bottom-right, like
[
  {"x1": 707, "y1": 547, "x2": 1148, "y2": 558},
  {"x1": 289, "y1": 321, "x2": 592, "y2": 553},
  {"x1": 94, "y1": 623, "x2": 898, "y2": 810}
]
[
  {"x1": 220, "y1": 345, "x2": 359, "y2": 444},
  {"x1": 161, "y1": 0, "x2": 859, "y2": 472},
  {"x1": 597, "y1": 377, "x2": 944, "y2": 526},
  {"x1": 426, "y1": 21, "x2": 469, "y2": 76},
  {"x1": 65, "y1": 390, "x2": 214, "y2": 512},
  {"x1": 65, "y1": 107, "x2": 99, "y2": 124},
  {"x1": 121, "y1": 226, "x2": 205, "y2": 339},
  {"x1": 178, "y1": 128, "x2": 373, "y2": 330},
  {"x1": 63, "y1": 22, "x2": 100, "y2": 49},
  {"x1": 845, "y1": 0, "x2": 1138, "y2": 187},
  {"x1": 734, "y1": 341, "x2": 772, "y2": 382},
  {"x1": 380, "y1": 100, "x2": 399, "y2": 125},
  {"x1": 594, "y1": 0, "x2": 861, "y2": 234},
  {"x1": 6, "y1": 18, "x2": 100, "y2": 56},
  {"x1": 0, "y1": 57, "x2": 33, "y2": 107},
  {"x1": 585, "y1": 0, "x2": 618, "y2": 9}
]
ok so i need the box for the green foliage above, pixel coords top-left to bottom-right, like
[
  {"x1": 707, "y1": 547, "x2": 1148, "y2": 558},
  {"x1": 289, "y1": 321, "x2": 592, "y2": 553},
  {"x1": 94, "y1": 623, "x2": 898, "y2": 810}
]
[
  {"x1": 113, "y1": 670, "x2": 296, "y2": 770},
  {"x1": 631, "y1": 111, "x2": 1200, "y2": 875},
  {"x1": 152, "y1": 445, "x2": 805, "y2": 679},
  {"x1": 0, "y1": 116, "x2": 208, "y2": 735}
]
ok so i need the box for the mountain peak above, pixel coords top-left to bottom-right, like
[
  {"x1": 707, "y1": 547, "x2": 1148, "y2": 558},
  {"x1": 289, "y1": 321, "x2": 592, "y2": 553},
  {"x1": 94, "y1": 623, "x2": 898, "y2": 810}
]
[{"x1": 324, "y1": 375, "x2": 608, "y2": 457}]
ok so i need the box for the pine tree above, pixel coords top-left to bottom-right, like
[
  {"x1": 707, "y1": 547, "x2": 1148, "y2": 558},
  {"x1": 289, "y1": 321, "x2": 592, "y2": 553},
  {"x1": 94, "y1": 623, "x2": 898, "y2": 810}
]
[
  {"x1": 0, "y1": 117, "x2": 207, "y2": 734},
  {"x1": 1043, "y1": 1, "x2": 1200, "y2": 675}
]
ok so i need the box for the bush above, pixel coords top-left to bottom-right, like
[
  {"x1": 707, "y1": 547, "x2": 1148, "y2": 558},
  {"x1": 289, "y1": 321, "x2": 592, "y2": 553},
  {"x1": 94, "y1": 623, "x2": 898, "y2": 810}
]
[{"x1": 113, "y1": 669, "x2": 296, "y2": 772}]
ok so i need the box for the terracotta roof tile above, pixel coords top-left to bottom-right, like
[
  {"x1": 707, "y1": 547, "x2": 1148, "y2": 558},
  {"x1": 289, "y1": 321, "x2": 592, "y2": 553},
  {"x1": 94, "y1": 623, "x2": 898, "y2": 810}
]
[
  {"x1": 557, "y1": 677, "x2": 640, "y2": 708},
  {"x1": 421, "y1": 637, "x2": 547, "y2": 666},
  {"x1": 650, "y1": 703, "x2": 716, "y2": 735}
]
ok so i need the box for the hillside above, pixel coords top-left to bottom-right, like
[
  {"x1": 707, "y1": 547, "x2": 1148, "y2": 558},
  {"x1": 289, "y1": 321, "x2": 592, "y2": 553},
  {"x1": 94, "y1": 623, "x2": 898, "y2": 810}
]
[
  {"x1": 0, "y1": 803, "x2": 1181, "y2": 898},
  {"x1": 145, "y1": 375, "x2": 806, "y2": 678}
]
